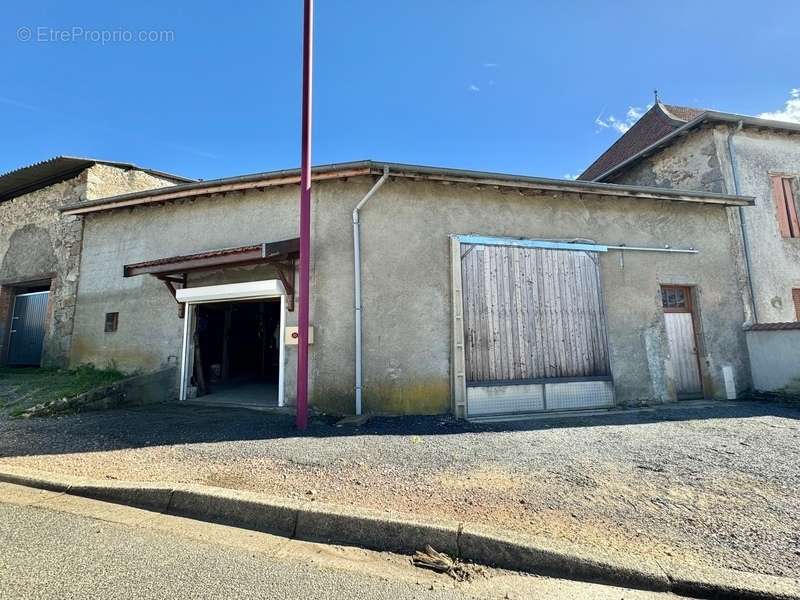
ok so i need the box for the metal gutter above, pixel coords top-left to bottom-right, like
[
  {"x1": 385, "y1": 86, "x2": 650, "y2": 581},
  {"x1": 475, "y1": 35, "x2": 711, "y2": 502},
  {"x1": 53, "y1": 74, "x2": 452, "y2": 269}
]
[
  {"x1": 61, "y1": 163, "x2": 375, "y2": 215},
  {"x1": 61, "y1": 160, "x2": 753, "y2": 216},
  {"x1": 369, "y1": 162, "x2": 752, "y2": 205}
]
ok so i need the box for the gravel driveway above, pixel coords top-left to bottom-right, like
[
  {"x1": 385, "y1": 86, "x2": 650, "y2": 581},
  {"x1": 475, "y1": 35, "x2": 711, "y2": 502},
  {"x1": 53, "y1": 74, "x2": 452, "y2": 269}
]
[{"x1": 0, "y1": 401, "x2": 798, "y2": 579}]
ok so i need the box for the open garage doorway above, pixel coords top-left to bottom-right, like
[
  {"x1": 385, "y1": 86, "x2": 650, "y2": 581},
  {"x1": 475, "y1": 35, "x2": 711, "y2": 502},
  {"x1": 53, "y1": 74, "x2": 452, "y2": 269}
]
[
  {"x1": 191, "y1": 300, "x2": 282, "y2": 407},
  {"x1": 177, "y1": 280, "x2": 287, "y2": 409}
]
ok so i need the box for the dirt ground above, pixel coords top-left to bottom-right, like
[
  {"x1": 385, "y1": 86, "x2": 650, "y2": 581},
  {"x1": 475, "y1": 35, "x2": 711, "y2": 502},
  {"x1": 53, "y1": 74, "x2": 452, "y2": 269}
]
[{"x1": 0, "y1": 400, "x2": 798, "y2": 580}]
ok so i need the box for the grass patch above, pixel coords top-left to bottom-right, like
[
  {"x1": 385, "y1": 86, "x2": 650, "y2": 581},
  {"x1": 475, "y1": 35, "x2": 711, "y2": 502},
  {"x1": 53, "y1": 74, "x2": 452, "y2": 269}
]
[{"x1": 0, "y1": 364, "x2": 126, "y2": 416}]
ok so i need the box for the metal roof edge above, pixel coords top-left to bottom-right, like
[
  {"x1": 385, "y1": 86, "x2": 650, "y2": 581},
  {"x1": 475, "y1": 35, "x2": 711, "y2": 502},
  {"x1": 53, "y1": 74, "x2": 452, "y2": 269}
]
[
  {"x1": 0, "y1": 155, "x2": 195, "y2": 203},
  {"x1": 61, "y1": 159, "x2": 753, "y2": 215},
  {"x1": 60, "y1": 156, "x2": 196, "y2": 183},
  {"x1": 60, "y1": 160, "x2": 375, "y2": 214},
  {"x1": 371, "y1": 161, "x2": 753, "y2": 205}
]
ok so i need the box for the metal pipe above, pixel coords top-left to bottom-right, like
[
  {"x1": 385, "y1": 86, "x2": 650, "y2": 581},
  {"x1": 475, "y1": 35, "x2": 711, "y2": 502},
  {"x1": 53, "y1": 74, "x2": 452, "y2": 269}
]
[
  {"x1": 726, "y1": 121, "x2": 759, "y2": 323},
  {"x1": 295, "y1": 0, "x2": 313, "y2": 430},
  {"x1": 277, "y1": 294, "x2": 286, "y2": 407},
  {"x1": 353, "y1": 166, "x2": 390, "y2": 415},
  {"x1": 179, "y1": 304, "x2": 192, "y2": 402},
  {"x1": 605, "y1": 245, "x2": 698, "y2": 254}
]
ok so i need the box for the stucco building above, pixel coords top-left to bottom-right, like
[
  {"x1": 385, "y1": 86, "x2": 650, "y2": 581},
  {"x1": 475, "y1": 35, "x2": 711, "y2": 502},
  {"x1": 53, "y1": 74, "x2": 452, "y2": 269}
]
[
  {"x1": 0, "y1": 157, "x2": 190, "y2": 367},
  {"x1": 60, "y1": 161, "x2": 753, "y2": 417},
  {"x1": 580, "y1": 102, "x2": 800, "y2": 325}
]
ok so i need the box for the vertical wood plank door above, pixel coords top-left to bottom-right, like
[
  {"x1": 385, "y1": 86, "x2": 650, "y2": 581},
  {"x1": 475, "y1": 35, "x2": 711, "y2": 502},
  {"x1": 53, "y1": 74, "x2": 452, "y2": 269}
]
[
  {"x1": 460, "y1": 244, "x2": 611, "y2": 385},
  {"x1": 661, "y1": 286, "x2": 702, "y2": 398}
]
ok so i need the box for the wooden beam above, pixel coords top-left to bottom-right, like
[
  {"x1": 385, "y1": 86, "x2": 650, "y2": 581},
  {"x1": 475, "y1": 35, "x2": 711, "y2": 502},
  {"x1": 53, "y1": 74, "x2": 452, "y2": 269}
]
[
  {"x1": 274, "y1": 260, "x2": 296, "y2": 311},
  {"x1": 157, "y1": 273, "x2": 187, "y2": 318}
]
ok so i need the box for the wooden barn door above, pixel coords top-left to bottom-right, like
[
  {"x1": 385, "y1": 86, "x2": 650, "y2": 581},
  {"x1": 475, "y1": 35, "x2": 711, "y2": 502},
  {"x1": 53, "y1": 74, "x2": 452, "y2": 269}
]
[{"x1": 460, "y1": 241, "x2": 613, "y2": 417}]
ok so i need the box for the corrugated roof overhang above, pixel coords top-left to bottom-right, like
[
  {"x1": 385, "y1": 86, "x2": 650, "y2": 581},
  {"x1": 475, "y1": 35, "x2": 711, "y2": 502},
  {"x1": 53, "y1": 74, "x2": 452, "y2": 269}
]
[
  {"x1": 0, "y1": 155, "x2": 194, "y2": 203},
  {"x1": 123, "y1": 238, "x2": 299, "y2": 278},
  {"x1": 124, "y1": 238, "x2": 300, "y2": 314},
  {"x1": 61, "y1": 160, "x2": 754, "y2": 216}
]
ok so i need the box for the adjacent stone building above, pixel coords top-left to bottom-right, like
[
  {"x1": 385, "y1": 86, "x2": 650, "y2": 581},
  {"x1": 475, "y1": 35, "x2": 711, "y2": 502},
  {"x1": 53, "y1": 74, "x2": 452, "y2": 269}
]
[{"x1": 0, "y1": 157, "x2": 191, "y2": 367}]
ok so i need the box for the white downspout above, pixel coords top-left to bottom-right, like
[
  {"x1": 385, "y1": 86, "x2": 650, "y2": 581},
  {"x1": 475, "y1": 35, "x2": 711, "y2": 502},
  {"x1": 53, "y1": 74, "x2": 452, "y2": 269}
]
[{"x1": 353, "y1": 166, "x2": 390, "y2": 416}]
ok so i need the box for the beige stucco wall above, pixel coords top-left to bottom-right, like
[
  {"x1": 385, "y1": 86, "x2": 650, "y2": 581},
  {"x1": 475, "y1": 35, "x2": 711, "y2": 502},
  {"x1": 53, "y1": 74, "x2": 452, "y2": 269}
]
[
  {"x1": 71, "y1": 177, "x2": 750, "y2": 415},
  {"x1": 0, "y1": 164, "x2": 180, "y2": 366},
  {"x1": 746, "y1": 328, "x2": 800, "y2": 393},
  {"x1": 713, "y1": 127, "x2": 800, "y2": 323}
]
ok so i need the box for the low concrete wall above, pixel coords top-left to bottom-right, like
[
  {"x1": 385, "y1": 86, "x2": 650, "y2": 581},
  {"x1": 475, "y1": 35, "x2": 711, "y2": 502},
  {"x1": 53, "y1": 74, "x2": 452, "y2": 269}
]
[
  {"x1": 746, "y1": 326, "x2": 800, "y2": 394},
  {"x1": 21, "y1": 366, "x2": 177, "y2": 417}
]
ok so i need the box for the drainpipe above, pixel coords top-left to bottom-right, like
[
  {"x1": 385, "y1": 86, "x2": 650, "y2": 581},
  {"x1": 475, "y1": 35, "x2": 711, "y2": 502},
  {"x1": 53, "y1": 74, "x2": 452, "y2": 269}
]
[
  {"x1": 353, "y1": 166, "x2": 391, "y2": 415},
  {"x1": 726, "y1": 121, "x2": 759, "y2": 324}
]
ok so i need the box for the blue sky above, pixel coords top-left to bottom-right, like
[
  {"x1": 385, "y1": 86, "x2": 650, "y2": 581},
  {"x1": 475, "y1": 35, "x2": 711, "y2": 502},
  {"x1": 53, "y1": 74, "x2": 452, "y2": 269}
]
[{"x1": 2, "y1": 1, "x2": 800, "y2": 181}]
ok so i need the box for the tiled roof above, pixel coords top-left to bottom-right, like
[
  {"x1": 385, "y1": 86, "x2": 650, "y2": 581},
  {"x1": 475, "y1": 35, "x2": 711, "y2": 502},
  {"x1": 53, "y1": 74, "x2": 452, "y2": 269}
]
[
  {"x1": 579, "y1": 104, "x2": 704, "y2": 181},
  {"x1": 660, "y1": 104, "x2": 705, "y2": 122}
]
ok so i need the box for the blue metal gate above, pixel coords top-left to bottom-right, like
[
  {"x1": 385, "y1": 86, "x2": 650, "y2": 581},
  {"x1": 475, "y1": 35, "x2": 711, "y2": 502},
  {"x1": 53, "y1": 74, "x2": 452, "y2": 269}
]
[{"x1": 7, "y1": 291, "x2": 49, "y2": 366}]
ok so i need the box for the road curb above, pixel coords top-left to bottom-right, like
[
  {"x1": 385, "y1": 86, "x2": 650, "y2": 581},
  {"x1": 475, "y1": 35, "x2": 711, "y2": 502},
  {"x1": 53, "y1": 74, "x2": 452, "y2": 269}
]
[{"x1": 1, "y1": 467, "x2": 797, "y2": 599}]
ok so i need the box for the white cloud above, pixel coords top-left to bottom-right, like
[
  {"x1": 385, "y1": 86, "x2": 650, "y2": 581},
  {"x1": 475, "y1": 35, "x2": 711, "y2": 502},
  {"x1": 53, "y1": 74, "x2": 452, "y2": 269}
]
[
  {"x1": 757, "y1": 88, "x2": 800, "y2": 123},
  {"x1": 166, "y1": 142, "x2": 220, "y2": 160},
  {"x1": 0, "y1": 96, "x2": 39, "y2": 111},
  {"x1": 483, "y1": 62, "x2": 497, "y2": 68},
  {"x1": 468, "y1": 84, "x2": 480, "y2": 93},
  {"x1": 595, "y1": 104, "x2": 652, "y2": 134},
  {"x1": 563, "y1": 173, "x2": 579, "y2": 180}
]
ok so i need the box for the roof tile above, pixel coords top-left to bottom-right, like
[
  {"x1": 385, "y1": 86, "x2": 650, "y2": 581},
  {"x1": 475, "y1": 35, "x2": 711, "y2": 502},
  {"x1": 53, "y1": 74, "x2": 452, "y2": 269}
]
[{"x1": 579, "y1": 104, "x2": 703, "y2": 181}]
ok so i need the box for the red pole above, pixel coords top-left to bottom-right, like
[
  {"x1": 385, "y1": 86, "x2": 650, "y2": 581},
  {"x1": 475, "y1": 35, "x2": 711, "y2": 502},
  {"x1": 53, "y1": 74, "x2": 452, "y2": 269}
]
[{"x1": 296, "y1": 0, "x2": 313, "y2": 430}]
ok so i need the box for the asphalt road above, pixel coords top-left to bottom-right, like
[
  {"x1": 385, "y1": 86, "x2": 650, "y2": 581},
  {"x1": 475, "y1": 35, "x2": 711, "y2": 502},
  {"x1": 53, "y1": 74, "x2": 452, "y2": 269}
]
[
  {"x1": 0, "y1": 483, "x2": 687, "y2": 600},
  {"x1": 2, "y1": 400, "x2": 799, "y2": 577}
]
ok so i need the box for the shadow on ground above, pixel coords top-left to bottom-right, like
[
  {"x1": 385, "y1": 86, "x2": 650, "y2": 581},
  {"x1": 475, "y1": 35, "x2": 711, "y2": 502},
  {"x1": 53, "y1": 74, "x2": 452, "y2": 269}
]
[{"x1": 0, "y1": 399, "x2": 798, "y2": 458}]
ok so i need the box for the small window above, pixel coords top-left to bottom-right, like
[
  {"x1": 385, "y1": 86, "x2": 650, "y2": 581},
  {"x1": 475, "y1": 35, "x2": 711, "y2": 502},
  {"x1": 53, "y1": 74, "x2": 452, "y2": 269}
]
[
  {"x1": 104, "y1": 312, "x2": 119, "y2": 333},
  {"x1": 770, "y1": 175, "x2": 800, "y2": 238},
  {"x1": 661, "y1": 285, "x2": 693, "y2": 312},
  {"x1": 793, "y1": 289, "x2": 800, "y2": 322}
]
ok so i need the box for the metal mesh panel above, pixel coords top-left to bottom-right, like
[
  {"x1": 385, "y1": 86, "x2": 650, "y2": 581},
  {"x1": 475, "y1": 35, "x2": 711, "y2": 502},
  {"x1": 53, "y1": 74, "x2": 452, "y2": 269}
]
[
  {"x1": 467, "y1": 384, "x2": 545, "y2": 416},
  {"x1": 544, "y1": 380, "x2": 614, "y2": 411}
]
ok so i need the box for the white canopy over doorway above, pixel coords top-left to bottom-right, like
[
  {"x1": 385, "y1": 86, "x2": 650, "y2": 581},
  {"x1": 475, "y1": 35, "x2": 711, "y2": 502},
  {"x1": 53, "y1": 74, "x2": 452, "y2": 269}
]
[{"x1": 178, "y1": 279, "x2": 287, "y2": 408}]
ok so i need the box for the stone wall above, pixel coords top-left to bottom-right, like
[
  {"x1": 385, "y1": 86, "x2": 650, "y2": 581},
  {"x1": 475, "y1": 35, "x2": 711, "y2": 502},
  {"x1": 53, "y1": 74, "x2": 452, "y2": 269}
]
[
  {"x1": 0, "y1": 173, "x2": 87, "y2": 366},
  {"x1": 0, "y1": 163, "x2": 180, "y2": 367},
  {"x1": 86, "y1": 163, "x2": 179, "y2": 200}
]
